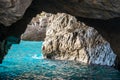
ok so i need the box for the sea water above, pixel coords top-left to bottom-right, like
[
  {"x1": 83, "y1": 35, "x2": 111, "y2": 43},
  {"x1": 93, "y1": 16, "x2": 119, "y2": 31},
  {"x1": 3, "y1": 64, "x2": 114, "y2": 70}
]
[{"x1": 0, "y1": 41, "x2": 120, "y2": 80}]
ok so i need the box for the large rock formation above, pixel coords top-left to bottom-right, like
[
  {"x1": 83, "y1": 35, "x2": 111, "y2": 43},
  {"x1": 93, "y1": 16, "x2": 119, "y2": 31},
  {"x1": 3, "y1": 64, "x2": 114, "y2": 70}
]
[
  {"x1": 0, "y1": 0, "x2": 32, "y2": 26},
  {"x1": 42, "y1": 12, "x2": 116, "y2": 66},
  {"x1": 42, "y1": 0, "x2": 120, "y2": 19}
]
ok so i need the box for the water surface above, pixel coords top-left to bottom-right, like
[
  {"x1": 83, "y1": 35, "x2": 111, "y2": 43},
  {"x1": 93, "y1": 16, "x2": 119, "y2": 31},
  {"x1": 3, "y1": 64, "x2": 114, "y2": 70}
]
[{"x1": 0, "y1": 41, "x2": 120, "y2": 80}]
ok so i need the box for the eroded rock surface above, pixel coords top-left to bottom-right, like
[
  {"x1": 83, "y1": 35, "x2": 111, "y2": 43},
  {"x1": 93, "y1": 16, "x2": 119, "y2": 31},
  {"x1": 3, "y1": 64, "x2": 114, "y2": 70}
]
[
  {"x1": 21, "y1": 13, "x2": 50, "y2": 41},
  {"x1": 0, "y1": 0, "x2": 32, "y2": 26},
  {"x1": 42, "y1": 12, "x2": 116, "y2": 66}
]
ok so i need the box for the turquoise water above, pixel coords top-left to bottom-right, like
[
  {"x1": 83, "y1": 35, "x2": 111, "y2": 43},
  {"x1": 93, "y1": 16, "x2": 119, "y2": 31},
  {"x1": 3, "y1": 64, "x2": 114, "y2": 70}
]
[{"x1": 0, "y1": 41, "x2": 120, "y2": 80}]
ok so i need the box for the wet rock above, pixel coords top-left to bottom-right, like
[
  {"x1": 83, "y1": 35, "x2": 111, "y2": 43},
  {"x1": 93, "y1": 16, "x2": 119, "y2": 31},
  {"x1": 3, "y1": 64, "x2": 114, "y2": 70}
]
[
  {"x1": 42, "y1": 12, "x2": 116, "y2": 66},
  {"x1": 0, "y1": 0, "x2": 32, "y2": 26}
]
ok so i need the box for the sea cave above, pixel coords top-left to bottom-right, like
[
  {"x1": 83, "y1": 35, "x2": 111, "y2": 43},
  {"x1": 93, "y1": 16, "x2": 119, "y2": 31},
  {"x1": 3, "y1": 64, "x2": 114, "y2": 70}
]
[{"x1": 0, "y1": 0, "x2": 120, "y2": 79}]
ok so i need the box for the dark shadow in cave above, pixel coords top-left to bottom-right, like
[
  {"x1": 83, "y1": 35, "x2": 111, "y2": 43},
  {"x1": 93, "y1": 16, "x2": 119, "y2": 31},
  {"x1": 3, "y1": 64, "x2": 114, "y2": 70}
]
[
  {"x1": 0, "y1": 0, "x2": 120, "y2": 70},
  {"x1": 77, "y1": 17, "x2": 120, "y2": 34}
]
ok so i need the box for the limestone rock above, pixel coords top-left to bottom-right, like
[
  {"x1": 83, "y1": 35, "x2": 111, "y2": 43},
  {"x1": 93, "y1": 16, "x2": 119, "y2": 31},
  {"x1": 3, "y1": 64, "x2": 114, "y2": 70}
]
[
  {"x1": 21, "y1": 13, "x2": 51, "y2": 41},
  {"x1": 0, "y1": 0, "x2": 32, "y2": 26},
  {"x1": 42, "y1": 12, "x2": 116, "y2": 66},
  {"x1": 49, "y1": 0, "x2": 120, "y2": 19}
]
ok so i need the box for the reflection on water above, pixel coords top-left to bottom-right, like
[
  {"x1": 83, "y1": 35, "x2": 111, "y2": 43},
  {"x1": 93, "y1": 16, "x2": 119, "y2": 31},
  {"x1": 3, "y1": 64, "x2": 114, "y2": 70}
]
[{"x1": 0, "y1": 41, "x2": 120, "y2": 80}]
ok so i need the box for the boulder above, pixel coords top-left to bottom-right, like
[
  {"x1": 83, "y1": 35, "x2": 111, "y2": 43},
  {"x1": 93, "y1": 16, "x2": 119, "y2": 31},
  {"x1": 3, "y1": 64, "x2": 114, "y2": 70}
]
[
  {"x1": 42, "y1": 12, "x2": 116, "y2": 66},
  {"x1": 0, "y1": 0, "x2": 32, "y2": 26}
]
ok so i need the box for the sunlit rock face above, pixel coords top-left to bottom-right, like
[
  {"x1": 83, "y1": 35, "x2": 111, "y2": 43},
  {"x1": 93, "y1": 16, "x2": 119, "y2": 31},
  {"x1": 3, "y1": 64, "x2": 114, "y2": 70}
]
[
  {"x1": 21, "y1": 13, "x2": 50, "y2": 41},
  {"x1": 42, "y1": 12, "x2": 116, "y2": 66},
  {"x1": 0, "y1": 0, "x2": 32, "y2": 26},
  {"x1": 50, "y1": 0, "x2": 120, "y2": 19}
]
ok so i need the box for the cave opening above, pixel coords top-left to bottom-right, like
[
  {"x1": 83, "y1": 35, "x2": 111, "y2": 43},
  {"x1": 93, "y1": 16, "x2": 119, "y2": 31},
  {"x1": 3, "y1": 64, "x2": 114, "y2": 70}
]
[
  {"x1": 1, "y1": 0, "x2": 119, "y2": 69},
  {"x1": 0, "y1": 0, "x2": 120, "y2": 79}
]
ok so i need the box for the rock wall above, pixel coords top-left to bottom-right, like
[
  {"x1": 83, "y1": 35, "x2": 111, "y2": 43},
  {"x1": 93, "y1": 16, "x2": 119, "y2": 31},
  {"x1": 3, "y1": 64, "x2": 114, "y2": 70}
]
[
  {"x1": 42, "y1": 12, "x2": 116, "y2": 66},
  {"x1": 49, "y1": 0, "x2": 120, "y2": 19},
  {"x1": 1, "y1": 0, "x2": 120, "y2": 27},
  {"x1": 0, "y1": 0, "x2": 32, "y2": 26}
]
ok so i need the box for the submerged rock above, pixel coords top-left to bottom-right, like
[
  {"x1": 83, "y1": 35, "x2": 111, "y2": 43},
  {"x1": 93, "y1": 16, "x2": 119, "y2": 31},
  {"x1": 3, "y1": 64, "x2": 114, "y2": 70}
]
[
  {"x1": 42, "y1": 12, "x2": 116, "y2": 66},
  {"x1": 0, "y1": 0, "x2": 32, "y2": 26}
]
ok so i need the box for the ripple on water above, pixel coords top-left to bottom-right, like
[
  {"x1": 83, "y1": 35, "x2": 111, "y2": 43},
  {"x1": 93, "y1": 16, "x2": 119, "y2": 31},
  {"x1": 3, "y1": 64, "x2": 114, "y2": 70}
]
[
  {"x1": 0, "y1": 41, "x2": 120, "y2": 80},
  {"x1": 0, "y1": 59, "x2": 120, "y2": 80}
]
